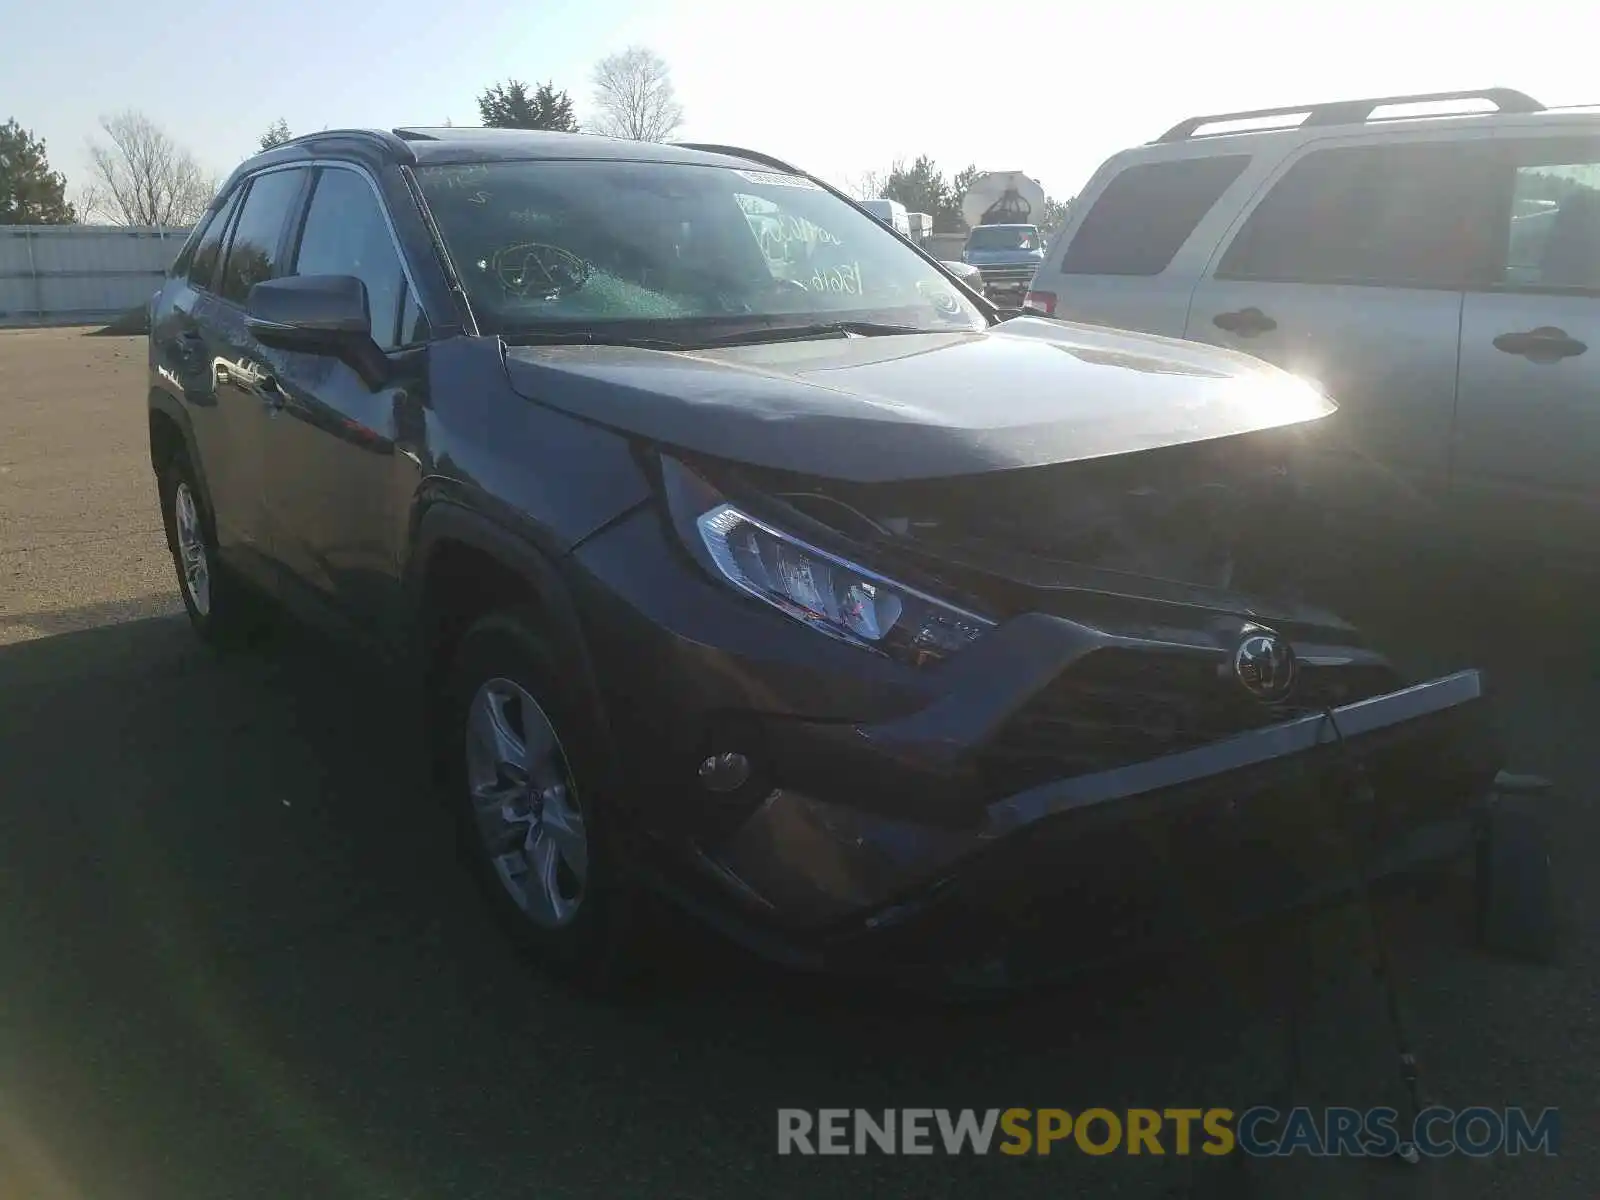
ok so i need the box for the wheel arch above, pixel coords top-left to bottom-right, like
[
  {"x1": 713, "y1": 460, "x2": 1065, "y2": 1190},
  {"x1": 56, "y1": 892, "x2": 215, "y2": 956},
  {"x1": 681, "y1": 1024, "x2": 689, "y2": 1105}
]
[
  {"x1": 406, "y1": 503, "x2": 621, "y2": 791},
  {"x1": 147, "y1": 391, "x2": 219, "y2": 529}
]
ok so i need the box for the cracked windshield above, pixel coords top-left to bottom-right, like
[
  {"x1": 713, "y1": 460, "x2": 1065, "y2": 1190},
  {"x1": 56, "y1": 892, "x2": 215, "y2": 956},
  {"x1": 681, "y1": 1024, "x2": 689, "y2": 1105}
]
[{"x1": 415, "y1": 159, "x2": 983, "y2": 334}]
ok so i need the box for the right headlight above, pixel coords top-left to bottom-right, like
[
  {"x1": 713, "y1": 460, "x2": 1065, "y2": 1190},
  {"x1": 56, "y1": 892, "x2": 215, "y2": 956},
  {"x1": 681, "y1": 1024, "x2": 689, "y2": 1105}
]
[{"x1": 662, "y1": 457, "x2": 993, "y2": 667}]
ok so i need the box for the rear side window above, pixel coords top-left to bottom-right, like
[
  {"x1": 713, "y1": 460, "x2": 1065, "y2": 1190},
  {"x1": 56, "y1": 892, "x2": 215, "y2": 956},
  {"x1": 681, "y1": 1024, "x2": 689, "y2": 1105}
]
[
  {"x1": 219, "y1": 169, "x2": 307, "y2": 305},
  {"x1": 185, "y1": 189, "x2": 242, "y2": 292},
  {"x1": 1216, "y1": 143, "x2": 1497, "y2": 288},
  {"x1": 1061, "y1": 156, "x2": 1250, "y2": 276}
]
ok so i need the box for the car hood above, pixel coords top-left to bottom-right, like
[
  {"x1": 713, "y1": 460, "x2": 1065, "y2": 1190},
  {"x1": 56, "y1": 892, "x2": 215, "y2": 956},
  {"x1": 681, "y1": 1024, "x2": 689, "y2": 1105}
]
[{"x1": 499, "y1": 316, "x2": 1335, "y2": 484}]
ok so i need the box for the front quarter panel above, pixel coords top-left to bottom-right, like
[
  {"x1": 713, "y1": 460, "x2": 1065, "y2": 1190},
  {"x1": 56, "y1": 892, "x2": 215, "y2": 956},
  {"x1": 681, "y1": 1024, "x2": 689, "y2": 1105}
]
[{"x1": 407, "y1": 336, "x2": 653, "y2": 562}]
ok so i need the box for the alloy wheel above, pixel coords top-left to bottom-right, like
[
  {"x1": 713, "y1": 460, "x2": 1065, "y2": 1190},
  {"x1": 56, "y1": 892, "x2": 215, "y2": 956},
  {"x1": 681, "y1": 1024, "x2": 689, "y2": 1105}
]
[
  {"x1": 464, "y1": 677, "x2": 589, "y2": 927},
  {"x1": 173, "y1": 481, "x2": 211, "y2": 616}
]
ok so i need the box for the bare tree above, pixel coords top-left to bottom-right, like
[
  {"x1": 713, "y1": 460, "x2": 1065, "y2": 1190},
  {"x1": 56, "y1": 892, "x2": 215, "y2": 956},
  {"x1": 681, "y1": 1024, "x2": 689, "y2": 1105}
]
[
  {"x1": 847, "y1": 170, "x2": 889, "y2": 200},
  {"x1": 82, "y1": 111, "x2": 216, "y2": 227},
  {"x1": 590, "y1": 46, "x2": 683, "y2": 142}
]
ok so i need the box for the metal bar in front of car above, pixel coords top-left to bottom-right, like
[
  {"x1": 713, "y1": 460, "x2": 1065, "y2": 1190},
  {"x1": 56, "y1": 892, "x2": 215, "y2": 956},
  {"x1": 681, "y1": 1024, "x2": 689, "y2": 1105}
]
[{"x1": 985, "y1": 670, "x2": 1486, "y2": 832}]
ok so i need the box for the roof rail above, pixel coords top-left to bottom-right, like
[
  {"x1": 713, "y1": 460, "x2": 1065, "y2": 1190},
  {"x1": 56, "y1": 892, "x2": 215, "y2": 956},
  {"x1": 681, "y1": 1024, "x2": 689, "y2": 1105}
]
[
  {"x1": 281, "y1": 128, "x2": 392, "y2": 149},
  {"x1": 1155, "y1": 88, "x2": 1544, "y2": 143},
  {"x1": 391, "y1": 126, "x2": 544, "y2": 141},
  {"x1": 675, "y1": 142, "x2": 805, "y2": 175},
  {"x1": 274, "y1": 128, "x2": 423, "y2": 161}
]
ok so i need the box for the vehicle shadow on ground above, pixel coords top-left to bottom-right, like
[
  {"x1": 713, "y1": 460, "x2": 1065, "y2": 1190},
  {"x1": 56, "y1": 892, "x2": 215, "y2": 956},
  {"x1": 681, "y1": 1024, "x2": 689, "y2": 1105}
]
[{"x1": 0, "y1": 584, "x2": 1585, "y2": 1200}]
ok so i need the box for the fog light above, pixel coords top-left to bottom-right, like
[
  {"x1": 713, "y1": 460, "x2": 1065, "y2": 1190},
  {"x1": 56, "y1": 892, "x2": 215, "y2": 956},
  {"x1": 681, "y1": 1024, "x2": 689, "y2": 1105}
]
[{"x1": 698, "y1": 751, "x2": 752, "y2": 793}]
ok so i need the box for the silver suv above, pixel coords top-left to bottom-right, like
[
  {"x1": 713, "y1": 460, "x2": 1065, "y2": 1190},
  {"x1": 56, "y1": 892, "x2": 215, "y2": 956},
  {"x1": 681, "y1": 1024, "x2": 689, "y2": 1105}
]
[{"x1": 1025, "y1": 88, "x2": 1599, "y2": 561}]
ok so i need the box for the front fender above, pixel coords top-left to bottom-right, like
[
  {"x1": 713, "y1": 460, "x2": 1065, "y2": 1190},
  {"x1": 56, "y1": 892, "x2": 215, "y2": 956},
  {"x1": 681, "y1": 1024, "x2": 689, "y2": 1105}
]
[{"x1": 405, "y1": 500, "x2": 629, "y2": 810}]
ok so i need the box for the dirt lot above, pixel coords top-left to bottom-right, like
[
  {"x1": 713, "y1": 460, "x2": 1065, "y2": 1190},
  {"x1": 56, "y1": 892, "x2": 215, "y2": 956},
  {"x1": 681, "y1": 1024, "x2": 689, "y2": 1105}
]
[{"x1": 0, "y1": 327, "x2": 1594, "y2": 1199}]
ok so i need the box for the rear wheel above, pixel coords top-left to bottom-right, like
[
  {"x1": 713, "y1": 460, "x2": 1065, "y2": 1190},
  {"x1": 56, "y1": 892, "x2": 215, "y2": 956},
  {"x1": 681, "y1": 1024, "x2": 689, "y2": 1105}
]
[{"x1": 158, "y1": 453, "x2": 261, "y2": 647}]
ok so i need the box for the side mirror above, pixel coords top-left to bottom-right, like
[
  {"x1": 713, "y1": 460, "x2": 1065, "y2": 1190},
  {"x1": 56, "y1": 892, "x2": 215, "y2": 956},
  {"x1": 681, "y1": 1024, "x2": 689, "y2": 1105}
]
[{"x1": 246, "y1": 275, "x2": 389, "y2": 388}]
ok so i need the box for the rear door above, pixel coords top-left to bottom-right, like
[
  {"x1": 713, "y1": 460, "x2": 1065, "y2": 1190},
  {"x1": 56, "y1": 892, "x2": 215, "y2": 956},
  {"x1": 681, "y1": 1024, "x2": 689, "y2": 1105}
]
[
  {"x1": 149, "y1": 188, "x2": 249, "y2": 549},
  {"x1": 1183, "y1": 138, "x2": 1501, "y2": 526},
  {"x1": 1453, "y1": 135, "x2": 1600, "y2": 556},
  {"x1": 199, "y1": 166, "x2": 312, "y2": 573},
  {"x1": 1036, "y1": 153, "x2": 1253, "y2": 336}
]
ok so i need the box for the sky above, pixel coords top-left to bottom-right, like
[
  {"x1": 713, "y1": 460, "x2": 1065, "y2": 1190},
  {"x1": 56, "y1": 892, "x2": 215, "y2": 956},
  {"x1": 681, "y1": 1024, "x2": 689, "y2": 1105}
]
[{"x1": 5, "y1": 0, "x2": 1597, "y2": 209}]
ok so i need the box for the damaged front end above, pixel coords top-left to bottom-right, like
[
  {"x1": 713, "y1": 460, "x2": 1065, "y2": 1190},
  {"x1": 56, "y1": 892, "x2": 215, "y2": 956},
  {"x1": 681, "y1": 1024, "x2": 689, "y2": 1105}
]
[
  {"x1": 636, "y1": 431, "x2": 1498, "y2": 983},
  {"x1": 749, "y1": 424, "x2": 1390, "y2": 784}
]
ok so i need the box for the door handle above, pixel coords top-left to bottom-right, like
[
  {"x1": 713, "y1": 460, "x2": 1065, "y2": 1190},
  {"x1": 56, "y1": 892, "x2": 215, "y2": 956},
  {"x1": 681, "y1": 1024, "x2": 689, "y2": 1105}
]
[
  {"x1": 1492, "y1": 326, "x2": 1587, "y2": 363},
  {"x1": 247, "y1": 370, "x2": 283, "y2": 408},
  {"x1": 1212, "y1": 307, "x2": 1277, "y2": 336},
  {"x1": 171, "y1": 329, "x2": 204, "y2": 364}
]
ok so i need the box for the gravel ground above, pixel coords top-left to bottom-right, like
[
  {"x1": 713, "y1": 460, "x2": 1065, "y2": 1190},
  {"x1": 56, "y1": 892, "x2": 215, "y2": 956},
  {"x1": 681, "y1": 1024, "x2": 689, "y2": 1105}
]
[{"x1": 0, "y1": 327, "x2": 1592, "y2": 1199}]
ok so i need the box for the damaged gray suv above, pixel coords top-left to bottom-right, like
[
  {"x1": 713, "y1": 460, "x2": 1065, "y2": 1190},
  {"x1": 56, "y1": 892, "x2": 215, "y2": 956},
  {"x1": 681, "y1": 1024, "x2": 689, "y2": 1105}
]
[{"x1": 146, "y1": 127, "x2": 1506, "y2": 987}]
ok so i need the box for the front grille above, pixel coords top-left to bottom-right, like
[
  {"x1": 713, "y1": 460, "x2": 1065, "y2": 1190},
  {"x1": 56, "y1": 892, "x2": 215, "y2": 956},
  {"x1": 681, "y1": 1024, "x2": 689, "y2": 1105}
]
[
  {"x1": 981, "y1": 647, "x2": 1400, "y2": 795},
  {"x1": 977, "y1": 265, "x2": 1035, "y2": 286}
]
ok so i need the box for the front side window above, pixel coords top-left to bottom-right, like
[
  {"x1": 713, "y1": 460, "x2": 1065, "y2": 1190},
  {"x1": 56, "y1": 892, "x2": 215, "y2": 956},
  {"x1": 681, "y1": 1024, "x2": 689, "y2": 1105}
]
[
  {"x1": 219, "y1": 169, "x2": 306, "y2": 305},
  {"x1": 294, "y1": 167, "x2": 417, "y2": 350},
  {"x1": 414, "y1": 159, "x2": 985, "y2": 338},
  {"x1": 1500, "y1": 145, "x2": 1600, "y2": 292},
  {"x1": 1216, "y1": 143, "x2": 1496, "y2": 289}
]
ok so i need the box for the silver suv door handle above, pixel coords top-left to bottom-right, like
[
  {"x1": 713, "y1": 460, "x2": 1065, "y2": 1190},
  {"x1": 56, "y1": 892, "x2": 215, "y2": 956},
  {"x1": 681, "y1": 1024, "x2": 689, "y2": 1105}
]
[
  {"x1": 1492, "y1": 326, "x2": 1587, "y2": 363},
  {"x1": 1212, "y1": 307, "x2": 1277, "y2": 337}
]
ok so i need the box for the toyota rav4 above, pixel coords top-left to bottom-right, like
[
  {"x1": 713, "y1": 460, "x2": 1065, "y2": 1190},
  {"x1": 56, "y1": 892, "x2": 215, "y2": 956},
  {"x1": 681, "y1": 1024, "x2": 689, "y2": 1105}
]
[{"x1": 146, "y1": 128, "x2": 1498, "y2": 985}]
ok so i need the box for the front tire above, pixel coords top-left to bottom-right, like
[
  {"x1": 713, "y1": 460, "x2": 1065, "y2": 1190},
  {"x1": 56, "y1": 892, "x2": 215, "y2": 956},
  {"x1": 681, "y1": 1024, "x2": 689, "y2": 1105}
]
[{"x1": 440, "y1": 611, "x2": 635, "y2": 985}]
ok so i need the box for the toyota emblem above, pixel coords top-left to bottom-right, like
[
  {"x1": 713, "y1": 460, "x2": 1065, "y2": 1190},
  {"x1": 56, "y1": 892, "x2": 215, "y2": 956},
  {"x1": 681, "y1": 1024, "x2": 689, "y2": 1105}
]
[{"x1": 1233, "y1": 628, "x2": 1297, "y2": 702}]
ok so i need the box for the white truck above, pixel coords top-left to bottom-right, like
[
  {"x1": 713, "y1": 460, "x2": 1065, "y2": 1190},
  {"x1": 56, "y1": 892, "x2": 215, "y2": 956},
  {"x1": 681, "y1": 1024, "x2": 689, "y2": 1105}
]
[{"x1": 858, "y1": 198, "x2": 911, "y2": 238}]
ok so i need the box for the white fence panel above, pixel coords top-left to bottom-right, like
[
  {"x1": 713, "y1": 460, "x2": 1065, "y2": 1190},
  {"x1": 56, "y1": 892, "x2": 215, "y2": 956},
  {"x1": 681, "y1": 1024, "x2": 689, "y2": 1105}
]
[{"x1": 0, "y1": 225, "x2": 192, "y2": 327}]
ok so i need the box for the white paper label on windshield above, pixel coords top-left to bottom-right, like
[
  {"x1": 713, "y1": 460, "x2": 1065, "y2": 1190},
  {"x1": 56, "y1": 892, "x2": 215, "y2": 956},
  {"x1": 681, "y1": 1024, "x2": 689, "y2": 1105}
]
[{"x1": 733, "y1": 169, "x2": 821, "y2": 190}]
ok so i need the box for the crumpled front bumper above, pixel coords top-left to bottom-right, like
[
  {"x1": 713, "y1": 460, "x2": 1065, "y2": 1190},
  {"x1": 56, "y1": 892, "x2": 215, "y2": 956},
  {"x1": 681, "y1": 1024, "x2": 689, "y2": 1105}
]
[
  {"x1": 667, "y1": 661, "x2": 1496, "y2": 977},
  {"x1": 567, "y1": 509, "x2": 1499, "y2": 979}
]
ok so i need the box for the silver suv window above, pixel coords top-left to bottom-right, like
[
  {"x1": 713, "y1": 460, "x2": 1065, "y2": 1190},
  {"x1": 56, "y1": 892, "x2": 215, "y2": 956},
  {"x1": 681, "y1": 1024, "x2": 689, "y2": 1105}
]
[
  {"x1": 1061, "y1": 156, "x2": 1249, "y2": 276},
  {"x1": 1216, "y1": 143, "x2": 1498, "y2": 289},
  {"x1": 1502, "y1": 144, "x2": 1600, "y2": 292}
]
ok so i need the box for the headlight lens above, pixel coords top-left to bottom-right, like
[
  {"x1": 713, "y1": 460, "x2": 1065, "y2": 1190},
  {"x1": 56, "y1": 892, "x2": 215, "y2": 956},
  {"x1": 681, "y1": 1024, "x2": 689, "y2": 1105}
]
[{"x1": 695, "y1": 503, "x2": 992, "y2": 666}]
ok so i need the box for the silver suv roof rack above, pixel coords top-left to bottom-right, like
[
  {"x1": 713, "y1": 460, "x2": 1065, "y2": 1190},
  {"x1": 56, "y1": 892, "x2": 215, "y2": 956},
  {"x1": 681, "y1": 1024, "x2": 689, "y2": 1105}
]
[{"x1": 1155, "y1": 88, "x2": 1544, "y2": 143}]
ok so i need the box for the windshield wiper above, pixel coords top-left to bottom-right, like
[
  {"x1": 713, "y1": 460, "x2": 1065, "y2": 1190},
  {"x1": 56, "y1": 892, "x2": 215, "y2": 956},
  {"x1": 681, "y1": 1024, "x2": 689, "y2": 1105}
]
[
  {"x1": 502, "y1": 320, "x2": 933, "y2": 352},
  {"x1": 690, "y1": 321, "x2": 931, "y2": 348},
  {"x1": 501, "y1": 329, "x2": 689, "y2": 351}
]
